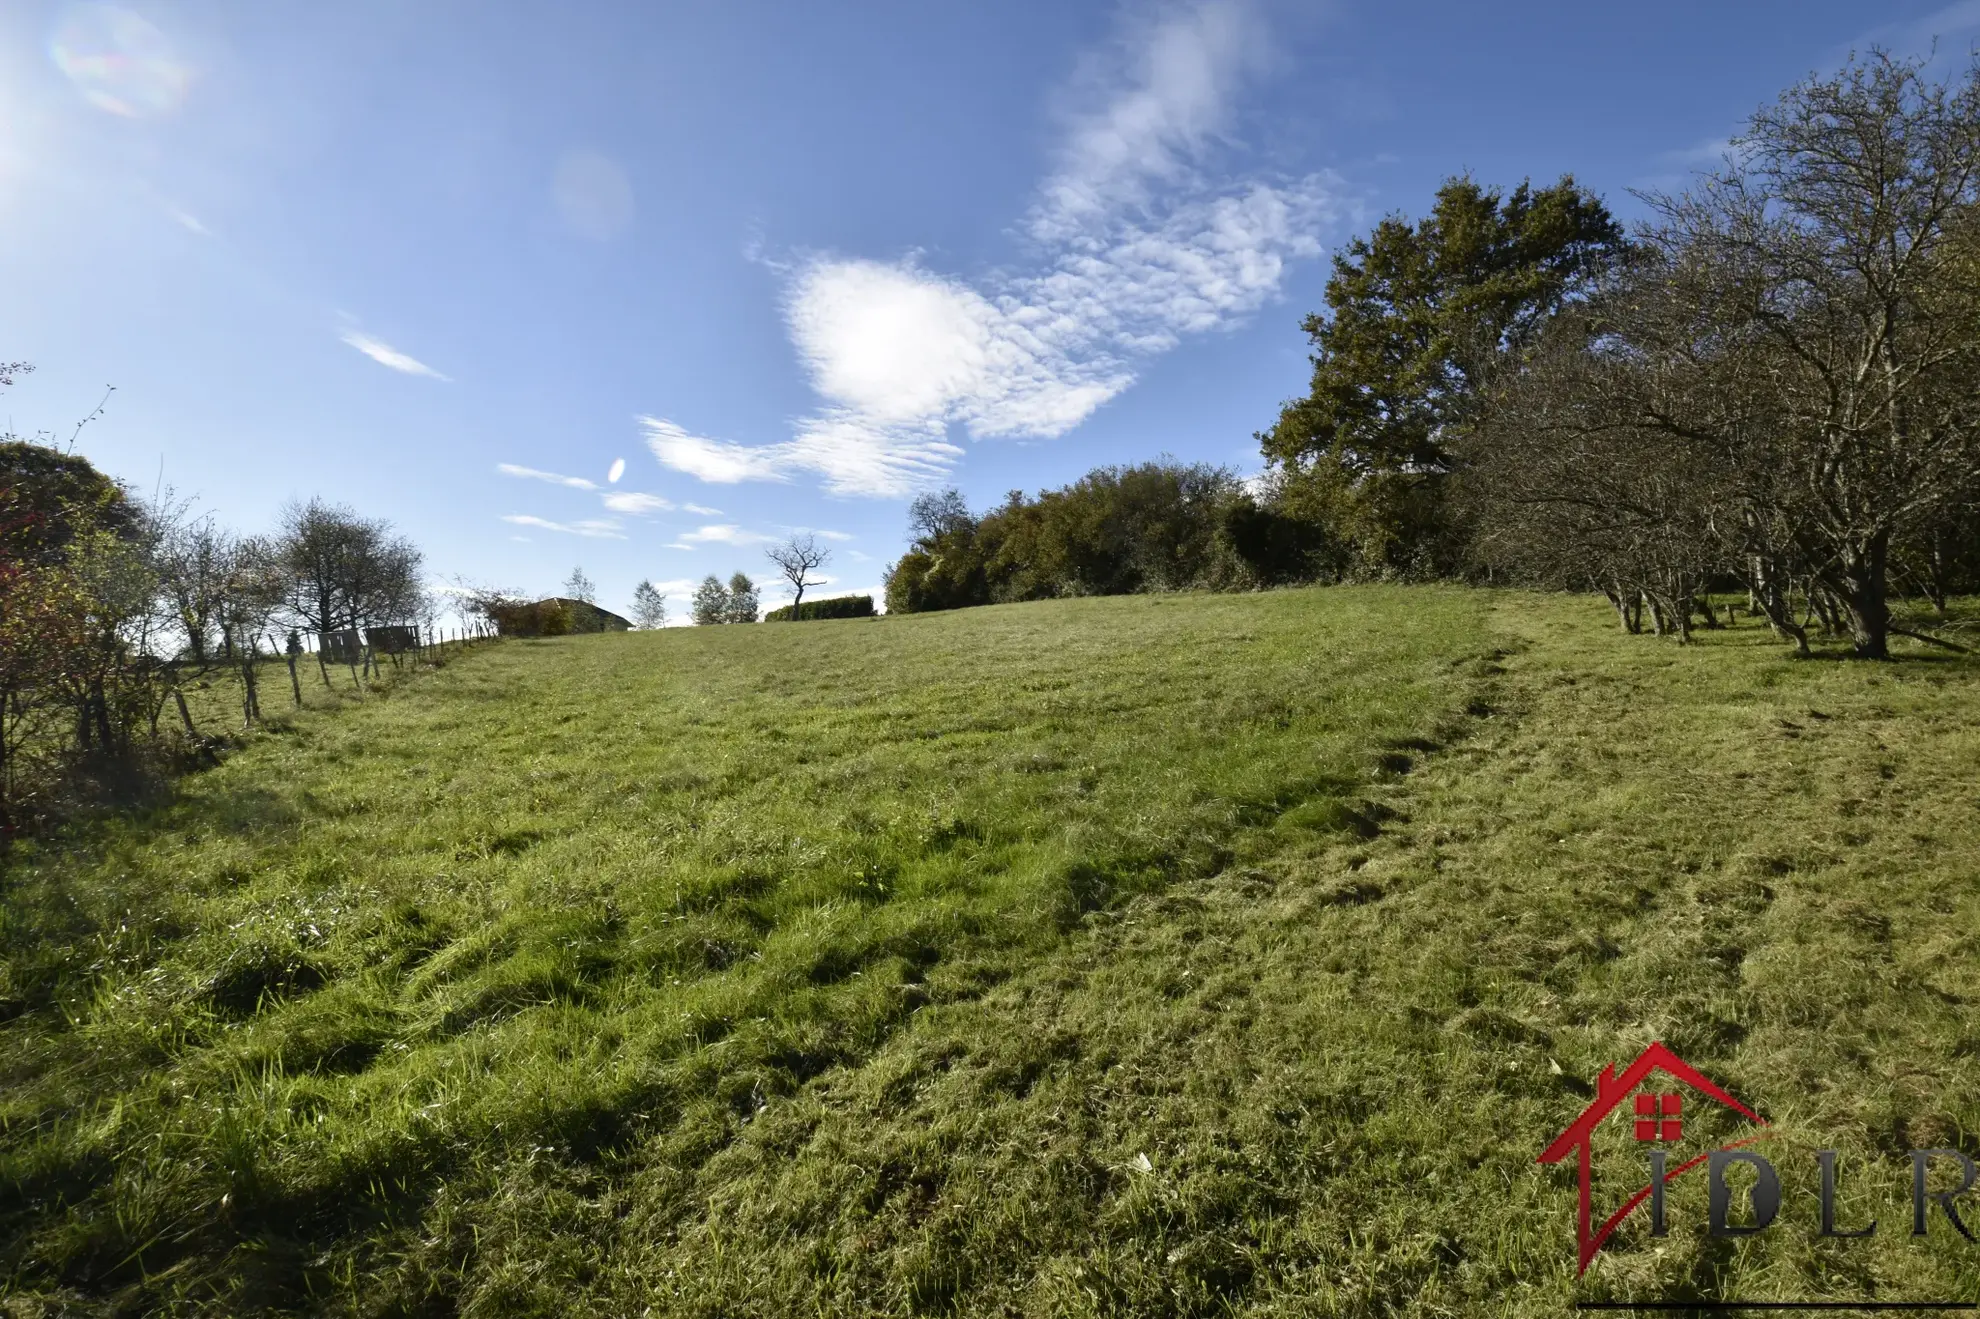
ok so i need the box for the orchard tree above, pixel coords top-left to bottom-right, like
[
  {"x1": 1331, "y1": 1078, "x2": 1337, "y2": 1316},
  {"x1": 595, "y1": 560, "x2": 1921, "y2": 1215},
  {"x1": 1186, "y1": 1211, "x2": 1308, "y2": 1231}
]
[{"x1": 275, "y1": 498, "x2": 423, "y2": 637}]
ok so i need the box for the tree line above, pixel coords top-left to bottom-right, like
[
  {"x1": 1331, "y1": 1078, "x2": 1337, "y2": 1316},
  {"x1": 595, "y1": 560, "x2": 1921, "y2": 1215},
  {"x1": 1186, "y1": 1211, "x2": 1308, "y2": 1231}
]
[
  {"x1": 887, "y1": 52, "x2": 1980, "y2": 660},
  {"x1": 0, "y1": 428, "x2": 429, "y2": 833}
]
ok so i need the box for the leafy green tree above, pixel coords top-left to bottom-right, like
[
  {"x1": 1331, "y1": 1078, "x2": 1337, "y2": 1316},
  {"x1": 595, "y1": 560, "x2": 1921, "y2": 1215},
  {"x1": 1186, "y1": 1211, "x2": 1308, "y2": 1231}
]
[
  {"x1": 1260, "y1": 175, "x2": 1626, "y2": 574},
  {"x1": 562, "y1": 566, "x2": 596, "y2": 604},
  {"x1": 725, "y1": 572, "x2": 759, "y2": 623},
  {"x1": 630, "y1": 579, "x2": 667, "y2": 629},
  {"x1": 691, "y1": 575, "x2": 729, "y2": 626}
]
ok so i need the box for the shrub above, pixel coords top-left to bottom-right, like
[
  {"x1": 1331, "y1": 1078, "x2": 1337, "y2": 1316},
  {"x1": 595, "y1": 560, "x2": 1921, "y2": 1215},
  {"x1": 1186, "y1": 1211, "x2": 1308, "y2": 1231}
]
[
  {"x1": 763, "y1": 594, "x2": 876, "y2": 622},
  {"x1": 487, "y1": 599, "x2": 573, "y2": 638}
]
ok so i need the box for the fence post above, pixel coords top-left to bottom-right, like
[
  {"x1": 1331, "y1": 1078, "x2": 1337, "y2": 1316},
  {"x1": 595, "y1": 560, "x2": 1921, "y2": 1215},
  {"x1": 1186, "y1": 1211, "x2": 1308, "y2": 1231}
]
[{"x1": 315, "y1": 633, "x2": 332, "y2": 688}]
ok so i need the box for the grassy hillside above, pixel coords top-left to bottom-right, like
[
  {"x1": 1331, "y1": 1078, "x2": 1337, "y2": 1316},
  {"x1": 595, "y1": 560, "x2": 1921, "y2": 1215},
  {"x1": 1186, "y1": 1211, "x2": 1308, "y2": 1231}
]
[{"x1": 4, "y1": 588, "x2": 1980, "y2": 1315}]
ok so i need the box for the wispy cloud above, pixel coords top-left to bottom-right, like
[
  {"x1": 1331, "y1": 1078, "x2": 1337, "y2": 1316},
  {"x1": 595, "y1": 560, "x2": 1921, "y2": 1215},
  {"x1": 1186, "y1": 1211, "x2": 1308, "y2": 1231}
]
[
  {"x1": 789, "y1": 526, "x2": 854, "y2": 541},
  {"x1": 169, "y1": 206, "x2": 211, "y2": 236},
  {"x1": 341, "y1": 331, "x2": 450, "y2": 381},
  {"x1": 497, "y1": 462, "x2": 599, "y2": 491},
  {"x1": 1858, "y1": 0, "x2": 1980, "y2": 65},
  {"x1": 640, "y1": 417, "x2": 794, "y2": 484},
  {"x1": 676, "y1": 523, "x2": 773, "y2": 547},
  {"x1": 499, "y1": 460, "x2": 701, "y2": 522},
  {"x1": 499, "y1": 514, "x2": 625, "y2": 539},
  {"x1": 600, "y1": 491, "x2": 676, "y2": 515},
  {"x1": 1659, "y1": 137, "x2": 1737, "y2": 167},
  {"x1": 644, "y1": 0, "x2": 1339, "y2": 498}
]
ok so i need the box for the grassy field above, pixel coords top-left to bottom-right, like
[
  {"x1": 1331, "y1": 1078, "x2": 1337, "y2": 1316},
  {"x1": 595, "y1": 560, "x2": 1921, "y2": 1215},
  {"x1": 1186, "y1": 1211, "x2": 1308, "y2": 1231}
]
[{"x1": 4, "y1": 587, "x2": 1980, "y2": 1315}]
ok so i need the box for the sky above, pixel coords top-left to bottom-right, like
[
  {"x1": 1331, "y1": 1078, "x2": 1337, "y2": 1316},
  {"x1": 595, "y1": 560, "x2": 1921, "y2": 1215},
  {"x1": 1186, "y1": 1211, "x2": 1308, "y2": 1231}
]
[{"x1": 3, "y1": 0, "x2": 1976, "y2": 621}]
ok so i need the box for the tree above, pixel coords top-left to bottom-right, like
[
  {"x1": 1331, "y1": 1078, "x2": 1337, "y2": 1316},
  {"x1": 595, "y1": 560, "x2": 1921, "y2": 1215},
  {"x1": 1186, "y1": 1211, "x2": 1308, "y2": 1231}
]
[
  {"x1": 275, "y1": 498, "x2": 424, "y2": 639},
  {"x1": 152, "y1": 502, "x2": 235, "y2": 665},
  {"x1": 725, "y1": 572, "x2": 759, "y2": 624},
  {"x1": 1652, "y1": 51, "x2": 1980, "y2": 657},
  {"x1": 1261, "y1": 175, "x2": 1627, "y2": 574},
  {"x1": 907, "y1": 489, "x2": 972, "y2": 542},
  {"x1": 691, "y1": 575, "x2": 729, "y2": 626},
  {"x1": 1469, "y1": 53, "x2": 1980, "y2": 658},
  {"x1": 630, "y1": 579, "x2": 667, "y2": 629},
  {"x1": 563, "y1": 566, "x2": 596, "y2": 604},
  {"x1": 765, "y1": 534, "x2": 829, "y2": 620}
]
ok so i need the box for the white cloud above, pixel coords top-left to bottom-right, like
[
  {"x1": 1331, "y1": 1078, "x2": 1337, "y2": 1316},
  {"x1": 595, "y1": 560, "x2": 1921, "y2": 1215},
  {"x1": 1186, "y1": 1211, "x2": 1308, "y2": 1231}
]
[
  {"x1": 498, "y1": 463, "x2": 599, "y2": 491},
  {"x1": 677, "y1": 524, "x2": 772, "y2": 546},
  {"x1": 600, "y1": 491, "x2": 675, "y2": 514},
  {"x1": 639, "y1": 417, "x2": 793, "y2": 484},
  {"x1": 641, "y1": 0, "x2": 1339, "y2": 498},
  {"x1": 1030, "y1": 0, "x2": 1264, "y2": 242},
  {"x1": 607, "y1": 458, "x2": 626, "y2": 483},
  {"x1": 788, "y1": 526, "x2": 853, "y2": 541},
  {"x1": 341, "y1": 331, "x2": 450, "y2": 381},
  {"x1": 169, "y1": 206, "x2": 211, "y2": 236},
  {"x1": 499, "y1": 514, "x2": 626, "y2": 539},
  {"x1": 643, "y1": 577, "x2": 700, "y2": 596},
  {"x1": 684, "y1": 502, "x2": 724, "y2": 516}
]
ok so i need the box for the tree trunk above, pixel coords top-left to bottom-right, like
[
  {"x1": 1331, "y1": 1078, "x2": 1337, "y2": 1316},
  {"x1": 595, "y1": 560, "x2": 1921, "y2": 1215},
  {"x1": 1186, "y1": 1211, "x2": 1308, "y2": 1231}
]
[{"x1": 1834, "y1": 531, "x2": 1892, "y2": 660}]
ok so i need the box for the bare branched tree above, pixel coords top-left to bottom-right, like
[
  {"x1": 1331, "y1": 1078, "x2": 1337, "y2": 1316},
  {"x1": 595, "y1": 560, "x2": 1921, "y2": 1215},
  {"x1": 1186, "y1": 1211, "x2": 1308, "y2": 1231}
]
[
  {"x1": 765, "y1": 533, "x2": 829, "y2": 620},
  {"x1": 1469, "y1": 51, "x2": 1980, "y2": 658},
  {"x1": 275, "y1": 498, "x2": 424, "y2": 639}
]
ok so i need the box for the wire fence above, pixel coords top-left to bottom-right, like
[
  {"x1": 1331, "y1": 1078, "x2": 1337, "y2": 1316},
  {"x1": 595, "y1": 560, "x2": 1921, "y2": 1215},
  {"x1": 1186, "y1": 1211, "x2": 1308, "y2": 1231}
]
[{"x1": 175, "y1": 621, "x2": 502, "y2": 737}]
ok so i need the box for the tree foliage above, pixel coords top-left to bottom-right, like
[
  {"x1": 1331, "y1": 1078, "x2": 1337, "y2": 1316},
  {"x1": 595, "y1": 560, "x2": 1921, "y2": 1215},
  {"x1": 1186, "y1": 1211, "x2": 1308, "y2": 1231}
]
[
  {"x1": 690, "y1": 575, "x2": 735, "y2": 626},
  {"x1": 885, "y1": 462, "x2": 1333, "y2": 614},
  {"x1": 1260, "y1": 175, "x2": 1627, "y2": 575},
  {"x1": 630, "y1": 579, "x2": 667, "y2": 629},
  {"x1": 725, "y1": 573, "x2": 760, "y2": 624}
]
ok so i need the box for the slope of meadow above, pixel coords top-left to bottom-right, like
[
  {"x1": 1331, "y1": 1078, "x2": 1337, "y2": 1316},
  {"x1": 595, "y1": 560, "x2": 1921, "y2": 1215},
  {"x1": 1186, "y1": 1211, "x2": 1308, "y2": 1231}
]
[{"x1": 4, "y1": 587, "x2": 1980, "y2": 1316}]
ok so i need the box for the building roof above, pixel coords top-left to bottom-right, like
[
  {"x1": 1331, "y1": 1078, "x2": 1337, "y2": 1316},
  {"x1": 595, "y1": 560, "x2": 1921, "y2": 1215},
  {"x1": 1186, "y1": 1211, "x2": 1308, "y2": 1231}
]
[{"x1": 535, "y1": 597, "x2": 632, "y2": 630}]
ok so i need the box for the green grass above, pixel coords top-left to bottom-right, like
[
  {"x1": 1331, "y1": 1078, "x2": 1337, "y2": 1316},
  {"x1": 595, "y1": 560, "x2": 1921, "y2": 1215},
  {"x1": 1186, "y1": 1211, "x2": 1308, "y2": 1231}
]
[{"x1": 5, "y1": 587, "x2": 1980, "y2": 1315}]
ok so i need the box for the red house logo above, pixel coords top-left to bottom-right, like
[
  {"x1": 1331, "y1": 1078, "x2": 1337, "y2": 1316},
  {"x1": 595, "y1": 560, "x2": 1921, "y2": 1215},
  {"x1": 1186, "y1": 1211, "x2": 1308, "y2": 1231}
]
[{"x1": 1537, "y1": 1041, "x2": 1768, "y2": 1273}]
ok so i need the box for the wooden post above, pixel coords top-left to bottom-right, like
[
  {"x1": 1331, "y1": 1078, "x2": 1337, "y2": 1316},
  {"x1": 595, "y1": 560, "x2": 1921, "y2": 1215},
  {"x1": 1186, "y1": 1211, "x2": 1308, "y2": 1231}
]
[
  {"x1": 174, "y1": 688, "x2": 197, "y2": 739},
  {"x1": 315, "y1": 633, "x2": 332, "y2": 688}
]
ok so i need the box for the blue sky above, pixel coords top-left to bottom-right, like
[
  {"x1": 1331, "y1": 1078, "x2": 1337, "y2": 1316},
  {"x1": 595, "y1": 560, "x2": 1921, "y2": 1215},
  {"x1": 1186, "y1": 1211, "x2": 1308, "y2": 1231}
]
[{"x1": 3, "y1": 0, "x2": 1974, "y2": 620}]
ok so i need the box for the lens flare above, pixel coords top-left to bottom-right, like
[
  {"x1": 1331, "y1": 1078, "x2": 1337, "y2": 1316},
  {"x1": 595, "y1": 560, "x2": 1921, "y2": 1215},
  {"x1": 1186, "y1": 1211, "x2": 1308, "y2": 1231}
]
[
  {"x1": 49, "y1": 5, "x2": 192, "y2": 118},
  {"x1": 607, "y1": 458, "x2": 626, "y2": 483}
]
